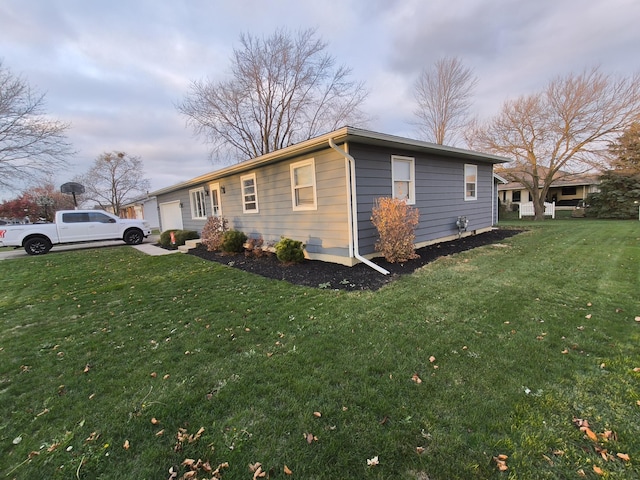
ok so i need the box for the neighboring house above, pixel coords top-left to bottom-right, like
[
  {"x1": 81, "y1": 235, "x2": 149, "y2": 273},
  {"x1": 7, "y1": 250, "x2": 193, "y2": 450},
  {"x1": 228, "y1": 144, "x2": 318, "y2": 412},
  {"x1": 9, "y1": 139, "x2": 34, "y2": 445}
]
[
  {"x1": 497, "y1": 167, "x2": 600, "y2": 210},
  {"x1": 119, "y1": 195, "x2": 160, "y2": 230},
  {"x1": 151, "y1": 127, "x2": 509, "y2": 267}
]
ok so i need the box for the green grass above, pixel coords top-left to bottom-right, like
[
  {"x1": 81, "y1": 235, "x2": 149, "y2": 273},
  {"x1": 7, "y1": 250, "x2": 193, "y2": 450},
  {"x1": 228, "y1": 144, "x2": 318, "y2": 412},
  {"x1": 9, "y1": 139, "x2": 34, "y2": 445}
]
[{"x1": 1, "y1": 220, "x2": 639, "y2": 479}]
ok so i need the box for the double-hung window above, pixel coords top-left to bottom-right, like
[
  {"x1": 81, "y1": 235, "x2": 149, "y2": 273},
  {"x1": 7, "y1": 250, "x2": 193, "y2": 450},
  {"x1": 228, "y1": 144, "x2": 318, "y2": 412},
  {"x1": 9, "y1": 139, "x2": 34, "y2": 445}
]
[
  {"x1": 290, "y1": 159, "x2": 317, "y2": 210},
  {"x1": 392, "y1": 155, "x2": 415, "y2": 204},
  {"x1": 241, "y1": 173, "x2": 259, "y2": 213},
  {"x1": 189, "y1": 188, "x2": 207, "y2": 219},
  {"x1": 464, "y1": 164, "x2": 477, "y2": 201}
]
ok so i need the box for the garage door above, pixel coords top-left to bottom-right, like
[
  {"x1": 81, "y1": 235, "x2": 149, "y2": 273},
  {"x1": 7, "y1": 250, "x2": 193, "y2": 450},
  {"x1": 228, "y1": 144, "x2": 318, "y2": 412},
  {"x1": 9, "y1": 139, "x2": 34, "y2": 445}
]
[{"x1": 159, "y1": 200, "x2": 183, "y2": 231}]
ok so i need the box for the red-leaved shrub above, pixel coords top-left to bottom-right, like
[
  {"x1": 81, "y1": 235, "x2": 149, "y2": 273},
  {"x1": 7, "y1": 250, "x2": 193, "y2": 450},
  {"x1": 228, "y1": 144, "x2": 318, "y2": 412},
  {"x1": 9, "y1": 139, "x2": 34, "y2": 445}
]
[{"x1": 200, "y1": 216, "x2": 228, "y2": 251}]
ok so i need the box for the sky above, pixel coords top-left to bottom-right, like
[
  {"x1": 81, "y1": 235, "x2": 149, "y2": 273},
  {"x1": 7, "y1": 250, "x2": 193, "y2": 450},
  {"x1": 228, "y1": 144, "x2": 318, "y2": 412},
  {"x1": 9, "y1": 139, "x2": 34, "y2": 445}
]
[{"x1": 1, "y1": 0, "x2": 638, "y2": 201}]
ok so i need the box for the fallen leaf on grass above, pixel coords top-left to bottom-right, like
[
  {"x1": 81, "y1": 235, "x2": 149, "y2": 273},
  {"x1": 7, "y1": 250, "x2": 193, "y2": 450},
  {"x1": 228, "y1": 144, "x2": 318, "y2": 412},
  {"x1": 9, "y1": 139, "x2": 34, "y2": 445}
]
[
  {"x1": 635, "y1": 316, "x2": 640, "y2": 322},
  {"x1": 561, "y1": 349, "x2": 569, "y2": 354},
  {"x1": 304, "y1": 432, "x2": 318, "y2": 444},
  {"x1": 580, "y1": 426, "x2": 598, "y2": 442},
  {"x1": 284, "y1": 465, "x2": 293, "y2": 475},
  {"x1": 633, "y1": 367, "x2": 640, "y2": 372},
  {"x1": 47, "y1": 442, "x2": 61, "y2": 452},
  {"x1": 429, "y1": 356, "x2": 436, "y2": 363},
  {"x1": 151, "y1": 417, "x2": 160, "y2": 425},
  {"x1": 83, "y1": 364, "x2": 91, "y2": 373},
  {"x1": 411, "y1": 373, "x2": 422, "y2": 384},
  {"x1": 616, "y1": 452, "x2": 630, "y2": 461},
  {"x1": 313, "y1": 411, "x2": 322, "y2": 418},
  {"x1": 585, "y1": 314, "x2": 592, "y2": 319},
  {"x1": 249, "y1": 462, "x2": 266, "y2": 479},
  {"x1": 150, "y1": 372, "x2": 157, "y2": 378},
  {"x1": 123, "y1": 439, "x2": 130, "y2": 450},
  {"x1": 577, "y1": 468, "x2": 586, "y2": 477},
  {"x1": 493, "y1": 454, "x2": 508, "y2": 471},
  {"x1": 156, "y1": 429, "x2": 165, "y2": 436},
  {"x1": 367, "y1": 455, "x2": 379, "y2": 466},
  {"x1": 593, "y1": 465, "x2": 604, "y2": 475}
]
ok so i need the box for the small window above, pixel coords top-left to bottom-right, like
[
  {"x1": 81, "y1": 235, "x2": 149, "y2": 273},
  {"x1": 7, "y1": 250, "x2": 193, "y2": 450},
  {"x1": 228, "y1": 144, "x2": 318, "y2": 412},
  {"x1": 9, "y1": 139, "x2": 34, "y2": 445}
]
[
  {"x1": 241, "y1": 173, "x2": 259, "y2": 213},
  {"x1": 512, "y1": 191, "x2": 522, "y2": 202},
  {"x1": 464, "y1": 164, "x2": 477, "y2": 201},
  {"x1": 561, "y1": 186, "x2": 577, "y2": 196},
  {"x1": 392, "y1": 156, "x2": 415, "y2": 204},
  {"x1": 290, "y1": 159, "x2": 317, "y2": 211},
  {"x1": 189, "y1": 188, "x2": 207, "y2": 219}
]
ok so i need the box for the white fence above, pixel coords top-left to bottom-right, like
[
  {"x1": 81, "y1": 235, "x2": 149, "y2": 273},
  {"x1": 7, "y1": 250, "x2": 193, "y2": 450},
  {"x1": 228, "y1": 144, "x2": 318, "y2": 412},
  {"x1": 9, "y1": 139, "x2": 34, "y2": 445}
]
[{"x1": 519, "y1": 201, "x2": 555, "y2": 219}]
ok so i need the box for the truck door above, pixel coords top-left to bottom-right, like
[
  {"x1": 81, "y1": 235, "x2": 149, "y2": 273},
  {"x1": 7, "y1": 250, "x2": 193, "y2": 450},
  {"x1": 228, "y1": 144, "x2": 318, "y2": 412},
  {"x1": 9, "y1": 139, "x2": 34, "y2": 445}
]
[
  {"x1": 86, "y1": 212, "x2": 120, "y2": 240},
  {"x1": 59, "y1": 212, "x2": 90, "y2": 242}
]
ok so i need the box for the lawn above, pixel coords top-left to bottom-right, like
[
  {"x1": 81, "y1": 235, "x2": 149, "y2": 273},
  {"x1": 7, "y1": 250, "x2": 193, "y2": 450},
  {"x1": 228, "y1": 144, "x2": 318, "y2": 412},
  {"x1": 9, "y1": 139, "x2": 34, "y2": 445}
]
[{"x1": 1, "y1": 220, "x2": 639, "y2": 479}]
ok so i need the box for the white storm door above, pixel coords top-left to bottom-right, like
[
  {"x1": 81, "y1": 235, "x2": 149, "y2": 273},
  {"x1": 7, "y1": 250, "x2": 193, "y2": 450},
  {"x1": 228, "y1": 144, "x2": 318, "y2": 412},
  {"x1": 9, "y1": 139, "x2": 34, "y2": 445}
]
[{"x1": 209, "y1": 183, "x2": 222, "y2": 217}]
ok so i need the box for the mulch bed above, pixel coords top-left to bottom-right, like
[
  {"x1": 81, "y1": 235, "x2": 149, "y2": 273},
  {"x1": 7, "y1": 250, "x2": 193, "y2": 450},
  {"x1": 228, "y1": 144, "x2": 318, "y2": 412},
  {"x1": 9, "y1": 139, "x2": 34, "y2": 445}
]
[{"x1": 187, "y1": 229, "x2": 522, "y2": 291}]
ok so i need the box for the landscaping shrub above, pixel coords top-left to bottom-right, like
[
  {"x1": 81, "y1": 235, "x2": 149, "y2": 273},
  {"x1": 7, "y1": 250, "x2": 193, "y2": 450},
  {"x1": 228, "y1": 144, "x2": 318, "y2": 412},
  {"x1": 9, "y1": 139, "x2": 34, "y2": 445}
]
[
  {"x1": 175, "y1": 230, "x2": 199, "y2": 245},
  {"x1": 371, "y1": 197, "x2": 420, "y2": 263},
  {"x1": 275, "y1": 237, "x2": 305, "y2": 263},
  {"x1": 221, "y1": 230, "x2": 247, "y2": 253},
  {"x1": 245, "y1": 236, "x2": 267, "y2": 258},
  {"x1": 159, "y1": 229, "x2": 199, "y2": 248},
  {"x1": 200, "y1": 216, "x2": 229, "y2": 251}
]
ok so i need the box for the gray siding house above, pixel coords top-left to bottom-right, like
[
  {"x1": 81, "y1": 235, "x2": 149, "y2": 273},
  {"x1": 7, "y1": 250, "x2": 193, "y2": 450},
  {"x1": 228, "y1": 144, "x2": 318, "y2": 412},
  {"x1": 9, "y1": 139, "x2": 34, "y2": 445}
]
[{"x1": 152, "y1": 127, "x2": 508, "y2": 267}]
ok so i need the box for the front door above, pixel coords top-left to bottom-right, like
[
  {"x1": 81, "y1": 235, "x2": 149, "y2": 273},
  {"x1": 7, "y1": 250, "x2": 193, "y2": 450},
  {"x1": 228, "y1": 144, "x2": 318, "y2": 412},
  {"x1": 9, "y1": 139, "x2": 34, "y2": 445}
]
[{"x1": 209, "y1": 183, "x2": 222, "y2": 217}]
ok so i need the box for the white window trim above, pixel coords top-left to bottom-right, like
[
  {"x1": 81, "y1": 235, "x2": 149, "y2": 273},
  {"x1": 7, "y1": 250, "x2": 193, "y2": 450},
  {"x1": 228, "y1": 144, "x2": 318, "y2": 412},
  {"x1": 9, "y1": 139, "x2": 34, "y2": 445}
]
[
  {"x1": 290, "y1": 158, "x2": 318, "y2": 211},
  {"x1": 241, "y1": 173, "x2": 259, "y2": 213},
  {"x1": 464, "y1": 164, "x2": 478, "y2": 201},
  {"x1": 391, "y1": 155, "x2": 416, "y2": 205},
  {"x1": 189, "y1": 187, "x2": 207, "y2": 219}
]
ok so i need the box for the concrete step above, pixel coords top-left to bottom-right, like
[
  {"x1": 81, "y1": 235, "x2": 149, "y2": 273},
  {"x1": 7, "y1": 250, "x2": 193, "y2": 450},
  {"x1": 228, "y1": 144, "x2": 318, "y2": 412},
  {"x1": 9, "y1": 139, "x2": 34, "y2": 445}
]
[{"x1": 178, "y1": 238, "x2": 201, "y2": 253}]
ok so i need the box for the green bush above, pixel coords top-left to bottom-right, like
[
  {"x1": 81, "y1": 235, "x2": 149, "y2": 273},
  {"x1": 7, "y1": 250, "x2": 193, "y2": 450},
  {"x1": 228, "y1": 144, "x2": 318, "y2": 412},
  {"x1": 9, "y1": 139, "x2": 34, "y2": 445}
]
[
  {"x1": 221, "y1": 230, "x2": 247, "y2": 253},
  {"x1": 275, "y1": 237, "x2": 305, "y2": 263},
  {"x1": 159, "y1": 229, "x2": 199, "y2": 248}
]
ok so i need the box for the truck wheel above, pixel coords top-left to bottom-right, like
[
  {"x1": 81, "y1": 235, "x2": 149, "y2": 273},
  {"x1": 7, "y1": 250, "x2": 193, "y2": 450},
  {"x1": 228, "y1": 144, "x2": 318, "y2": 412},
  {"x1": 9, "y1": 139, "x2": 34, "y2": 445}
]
[
  {"x1": 124, "y1": 229, "x2": 144, "y2": 245},
  {"x1": 24, "y1": 237, "x2": 52, "y2": 255}
]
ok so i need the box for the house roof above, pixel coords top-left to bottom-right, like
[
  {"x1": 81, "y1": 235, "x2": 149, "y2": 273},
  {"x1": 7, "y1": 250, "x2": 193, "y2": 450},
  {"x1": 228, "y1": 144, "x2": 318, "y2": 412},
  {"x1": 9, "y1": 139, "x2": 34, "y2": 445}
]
[
  {"x1": 151, "y1": 126, "x2": 511, "y2": 196},
  {"x1": 496, "y1": 165, "x2": 601, "y2": 191}
]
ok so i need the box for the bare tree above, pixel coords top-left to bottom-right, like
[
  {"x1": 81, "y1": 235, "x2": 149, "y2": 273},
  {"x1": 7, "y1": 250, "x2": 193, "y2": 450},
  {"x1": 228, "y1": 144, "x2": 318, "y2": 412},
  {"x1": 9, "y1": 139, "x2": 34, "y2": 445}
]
[
  {"x1": 177, "y1": 28, "x2": 369, "y2": 161},
  {"x1": 0, "y1": 60, "x2": 74, "y2": 191},
  {"x1": 469, "y1": 67, "x2": 640, "y2": 220},
  {"x1": 413, "y1": 57, "x2": 477, "y2": 146},
  {"x1": 76, "y1": 151, "x2": 150, "y2": 213}
]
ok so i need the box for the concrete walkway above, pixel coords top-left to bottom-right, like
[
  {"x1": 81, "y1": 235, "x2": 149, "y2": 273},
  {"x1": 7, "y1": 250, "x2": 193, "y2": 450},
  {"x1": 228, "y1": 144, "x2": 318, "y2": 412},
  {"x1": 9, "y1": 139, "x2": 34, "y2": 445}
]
[{"x1": 0, "y1": 236, "x2": 179, "y2": 260}]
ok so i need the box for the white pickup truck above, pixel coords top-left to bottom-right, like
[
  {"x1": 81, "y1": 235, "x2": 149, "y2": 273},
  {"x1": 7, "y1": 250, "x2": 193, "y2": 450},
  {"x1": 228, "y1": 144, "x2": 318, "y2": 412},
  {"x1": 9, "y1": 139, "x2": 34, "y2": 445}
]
[{"x1": 0, "y1": 210, "x2": 151, "y2": 255}]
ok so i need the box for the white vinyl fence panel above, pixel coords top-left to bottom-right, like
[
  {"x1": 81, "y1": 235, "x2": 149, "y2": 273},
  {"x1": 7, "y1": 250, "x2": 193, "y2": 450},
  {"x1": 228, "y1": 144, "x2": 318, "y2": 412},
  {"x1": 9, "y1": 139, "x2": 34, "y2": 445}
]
[{"x1": 519, "y1": 202, "x2": 555, "y2": 219}]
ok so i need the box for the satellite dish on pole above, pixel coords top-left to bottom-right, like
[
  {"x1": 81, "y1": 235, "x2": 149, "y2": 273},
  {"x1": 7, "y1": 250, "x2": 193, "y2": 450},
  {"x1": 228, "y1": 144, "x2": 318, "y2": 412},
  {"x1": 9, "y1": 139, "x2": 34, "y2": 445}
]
[{"x1": 60, "y1": 182, "x2": 85, "y2": 208}]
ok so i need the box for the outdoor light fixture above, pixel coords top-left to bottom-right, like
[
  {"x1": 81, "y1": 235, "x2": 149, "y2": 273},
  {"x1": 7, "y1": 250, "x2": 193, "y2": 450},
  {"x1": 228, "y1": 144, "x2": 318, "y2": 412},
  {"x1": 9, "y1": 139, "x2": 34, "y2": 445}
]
[
  {"x1": 221, "y1": 186, "x2": 226, "y2": 194},
  {"x1": 204, "y1": 189, "x2": 210, "y2": 197},
  {"x1": 179, "y1": 202, "x2": 183, "y2": 208}
]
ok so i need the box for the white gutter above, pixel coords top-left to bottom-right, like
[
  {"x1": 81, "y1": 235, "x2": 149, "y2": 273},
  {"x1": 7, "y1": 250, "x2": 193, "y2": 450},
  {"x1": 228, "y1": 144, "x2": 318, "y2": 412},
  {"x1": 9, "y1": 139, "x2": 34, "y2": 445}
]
[{"x1": 329, "y1": 138, "x2": 390, "y2": 275}]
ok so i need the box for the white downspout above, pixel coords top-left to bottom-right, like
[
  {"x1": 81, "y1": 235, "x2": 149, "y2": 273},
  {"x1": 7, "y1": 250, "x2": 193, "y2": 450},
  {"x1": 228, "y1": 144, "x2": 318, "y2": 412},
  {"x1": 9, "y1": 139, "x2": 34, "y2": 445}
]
[{"x1": 329, "y1": 138, "x2": 390, "y2": 275}]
